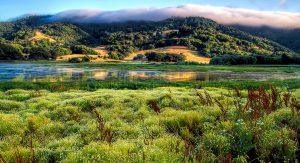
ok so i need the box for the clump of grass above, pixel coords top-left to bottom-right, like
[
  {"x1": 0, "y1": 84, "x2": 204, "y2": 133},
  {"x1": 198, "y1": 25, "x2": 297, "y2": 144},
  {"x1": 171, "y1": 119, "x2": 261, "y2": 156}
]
[{"x1": 0, "y1": 99, "x2": 25, "y2": 111}]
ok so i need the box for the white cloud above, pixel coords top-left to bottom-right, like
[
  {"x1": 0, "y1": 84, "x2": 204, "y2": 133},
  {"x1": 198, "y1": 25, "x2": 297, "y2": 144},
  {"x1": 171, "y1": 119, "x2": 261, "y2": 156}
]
[
  {"x1": 279, "y1": 0, "x2": 288, "y2": 6},
  {"x1": 52, "y1": 4, "x2": 300, "y2": 29}
]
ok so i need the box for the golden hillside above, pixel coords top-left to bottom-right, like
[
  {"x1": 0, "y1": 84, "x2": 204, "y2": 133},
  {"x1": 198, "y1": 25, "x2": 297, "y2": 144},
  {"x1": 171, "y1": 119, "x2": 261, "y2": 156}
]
[
  {"x1": 125, "y1": 46, "x2": 211, "y2": 64},
  {"x1": 29, "y1": 31, "x2": 56, "y2": 43}
]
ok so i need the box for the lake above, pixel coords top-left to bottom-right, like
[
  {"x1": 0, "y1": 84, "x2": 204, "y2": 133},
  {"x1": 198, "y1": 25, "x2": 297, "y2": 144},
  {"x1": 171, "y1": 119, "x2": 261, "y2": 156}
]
[{"x1": 0, "y1": 63, "x2": 298, "y2": 82}]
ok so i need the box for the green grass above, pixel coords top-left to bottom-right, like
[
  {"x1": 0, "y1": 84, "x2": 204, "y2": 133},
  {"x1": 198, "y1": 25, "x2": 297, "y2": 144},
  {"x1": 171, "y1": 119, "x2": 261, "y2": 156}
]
[
  {"x1": 1, "y1": 79, "x2": 300, "y2": 92},
  {"x1": 0, "y1": 87, "x2": 299, "y2": 162},
  {"x1": 76, "y1": 63, "x2": 300, "y2": 73}
]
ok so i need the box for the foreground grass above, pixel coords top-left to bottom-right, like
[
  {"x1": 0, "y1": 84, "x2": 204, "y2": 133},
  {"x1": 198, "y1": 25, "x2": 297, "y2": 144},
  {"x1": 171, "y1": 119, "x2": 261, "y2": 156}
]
[{"x1": 0, "y1": 86, "x2": 299, "y2": 162}]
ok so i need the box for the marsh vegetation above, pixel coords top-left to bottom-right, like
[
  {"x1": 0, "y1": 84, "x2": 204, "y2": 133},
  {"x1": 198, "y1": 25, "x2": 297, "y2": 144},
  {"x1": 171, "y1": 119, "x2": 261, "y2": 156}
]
[{"x1": 0, "y1": 86, "x2": 299, "y2": 162}]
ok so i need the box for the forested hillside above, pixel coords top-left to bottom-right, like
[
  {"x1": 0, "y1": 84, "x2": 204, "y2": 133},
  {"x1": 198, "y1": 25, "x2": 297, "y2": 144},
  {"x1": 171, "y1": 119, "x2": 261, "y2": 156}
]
[
  {"x1": 0, "y1": 16, "x2": 298, "y2": 64},
  {"x1": 234, "y1": 25, "x2": 300, "y2": 54}
]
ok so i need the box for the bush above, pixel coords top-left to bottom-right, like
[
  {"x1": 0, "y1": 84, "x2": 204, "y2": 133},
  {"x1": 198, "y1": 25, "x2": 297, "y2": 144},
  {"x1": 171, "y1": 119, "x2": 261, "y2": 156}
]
[
  {"x1": 51, "y1": 47, "x2": 72, "y2": 59},
  {"x1": 71, "y1": 45, "x2": 97, "y2": 55},
  {"x1": 133, "y1": 54, "x2": 145, "y2": 61},
  {"x1": 68, "y1": 56, "x2": 91, "y2": 63},
  {"x1": 145, "y1": 52, "x2": 186, "y2": 62},
  {"x1": 29, "y1": 46, "x2": 52, "y2": 60},
  {"x1": 0, "y1": 43, "x2": 24, "y2": 60},
  {"x1": 176, "y1": 61, "x2": 201, "y2": 65},
  {"x1": 108, "y1": 51, "x2": 120, "y2": 60},
  {"x1": 107, "y1": 45, "x2": 137, "y2": 60}
]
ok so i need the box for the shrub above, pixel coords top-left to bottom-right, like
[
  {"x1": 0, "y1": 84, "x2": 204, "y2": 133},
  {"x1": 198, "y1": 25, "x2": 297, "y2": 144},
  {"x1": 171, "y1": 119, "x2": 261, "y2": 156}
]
[
  {"x1": 29, "y1": 46, "x2": 52, "y2": 60},
  {"x1": 176, "y1": 61, "x2": 201, "y2": 65},
  {"x1": 51, "y1": 47, "x2": 72, "y2": 59},
  {"x1": 145, "y1": 52, "x2": 186, "y2": 62},
  {"x1": 0, "y1": 43, "x2": 24, "y2": 60},
  {"x1": 133, "y1": 54, "x2": 145, "y2": 61},
  {"x1": 71, "y1": 45, "x2": 97, "y2": 55},
  {"x1": 68, "y1": 56, "x2": 91, "y2": 63}
]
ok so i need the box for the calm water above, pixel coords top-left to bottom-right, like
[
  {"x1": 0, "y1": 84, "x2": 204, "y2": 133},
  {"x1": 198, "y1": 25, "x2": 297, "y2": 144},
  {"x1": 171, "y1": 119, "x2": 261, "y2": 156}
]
[{"x1": 0, "y1": 63, "x2": 298, "y2": 82}]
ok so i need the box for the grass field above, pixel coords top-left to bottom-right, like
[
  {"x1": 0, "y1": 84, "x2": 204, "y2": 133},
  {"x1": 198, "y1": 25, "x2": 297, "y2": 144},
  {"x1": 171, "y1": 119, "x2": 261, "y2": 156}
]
[{"x1": 0, "y1": 85, "x2": 299, "y2": 162}]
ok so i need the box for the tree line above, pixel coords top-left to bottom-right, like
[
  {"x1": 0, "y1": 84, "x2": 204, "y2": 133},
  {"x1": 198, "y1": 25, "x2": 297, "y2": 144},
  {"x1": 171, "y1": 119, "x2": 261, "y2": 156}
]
[
  {"x1": 0, "y1": 40, "x2": 96, "y2": 60},
  {"x1": 210, "y1": 53, "x2": 300, "y2": 65}
]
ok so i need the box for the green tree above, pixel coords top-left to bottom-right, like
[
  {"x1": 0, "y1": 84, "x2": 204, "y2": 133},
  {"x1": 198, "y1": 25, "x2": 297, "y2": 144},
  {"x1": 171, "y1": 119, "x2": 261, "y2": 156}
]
[
  {"x1": 51, "y1": 47, "x2": 72, "y2": 59},
  {"x1": 71, "y1": 45, "x2": 97, "y2": 55},
  {"x1": 29, "y1": 46, "x2": 51, "y2": 60},
  {"x1": 0, "y1": 43, "x2": 24, "y2": 60}
]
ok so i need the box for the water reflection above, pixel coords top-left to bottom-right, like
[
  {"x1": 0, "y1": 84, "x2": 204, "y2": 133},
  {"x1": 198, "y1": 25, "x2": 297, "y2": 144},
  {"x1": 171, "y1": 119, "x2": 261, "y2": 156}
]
[{"x1": 0, "y1": 63, "x2": 298, "y2": 82}]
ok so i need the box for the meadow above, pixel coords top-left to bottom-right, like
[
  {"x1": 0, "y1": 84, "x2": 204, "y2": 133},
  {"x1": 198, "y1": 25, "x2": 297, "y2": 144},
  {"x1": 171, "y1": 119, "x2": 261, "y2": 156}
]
[
  {"x1": 0, "y1": 63, "x2": 299, "y2": 162},
  {"x1": 0, "y1": 85, "x2": 299, "y2": 162}
]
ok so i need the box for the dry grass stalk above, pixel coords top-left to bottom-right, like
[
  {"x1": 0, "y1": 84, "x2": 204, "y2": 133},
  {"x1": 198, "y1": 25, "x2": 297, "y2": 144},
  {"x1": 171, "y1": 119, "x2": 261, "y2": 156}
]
[
  {"x1": 29, "y1": 136, "x2": 35, "y2": 163},
  {"x1": 283, "y1": 93, "x2": 291, "y2": 107},
  {"x1": 214, "y1": 98, "x2": 226, "y2": 117},
  {"x1": 15, "y1": 146, "x2": 22, "y2": 163},
  {"x1": 0, "y1": 153, "x2": 6, "y2": 163},
  {"x1": 94, "y1": 110, "x2": 113, "y2": 143},
  {"x1": 195, "y1": 90, "x2": 213, "y2": 106},
  {"x1": 147, "y1": 100, "x2": 161, "y2": 114}
]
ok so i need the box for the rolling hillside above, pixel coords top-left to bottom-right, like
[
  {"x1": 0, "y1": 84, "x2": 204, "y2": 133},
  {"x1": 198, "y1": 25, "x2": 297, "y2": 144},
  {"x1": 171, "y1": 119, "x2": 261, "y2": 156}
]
[
  {"x1": 125, "y1": 46, "x2": 211, "y2": 64},
  {"x1": 0, "y1": 16, "x2": 298, "y2": 63}
]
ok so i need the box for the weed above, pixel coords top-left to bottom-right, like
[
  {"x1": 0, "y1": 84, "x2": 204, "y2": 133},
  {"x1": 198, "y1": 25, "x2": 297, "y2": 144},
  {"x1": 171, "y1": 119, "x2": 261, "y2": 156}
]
[
  {"x1": 147, "y1": 100, "x2": 161, "y2": 114},
  {"x1": 94, "y1": 110, "x2": 113, "y2": 143}
]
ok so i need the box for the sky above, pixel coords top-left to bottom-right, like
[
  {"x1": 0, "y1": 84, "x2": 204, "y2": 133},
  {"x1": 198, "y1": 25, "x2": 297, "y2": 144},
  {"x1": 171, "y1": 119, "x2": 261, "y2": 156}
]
[
  {"x1": 0, "y1": 0, "x2": 299, "y2": 21},
  {"x1": 1, "y1": 0, "x2": 300, "y2": 28}
]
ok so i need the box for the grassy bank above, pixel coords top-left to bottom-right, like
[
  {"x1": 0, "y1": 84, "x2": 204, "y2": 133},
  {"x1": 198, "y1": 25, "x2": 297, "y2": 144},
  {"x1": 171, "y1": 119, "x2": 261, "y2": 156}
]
[
  {"x1": 76, "y1": 63, "x2": 300, "y2": 73},
  {"x1": 2, "y1": 61, "x2": 300, "y2": 73},
  {"x1": 1, "y1": 79, "x2": 300, "y2": 91},
  {"x1": 0, "y1": 86, "x2": 299, "y2": 162}
]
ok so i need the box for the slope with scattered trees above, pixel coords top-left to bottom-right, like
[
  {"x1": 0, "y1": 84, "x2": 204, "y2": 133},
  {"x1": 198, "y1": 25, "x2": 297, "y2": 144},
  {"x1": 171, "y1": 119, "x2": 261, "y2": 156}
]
[{"x1": 0, "y1": 16, "x2": 298, "y2": 64}]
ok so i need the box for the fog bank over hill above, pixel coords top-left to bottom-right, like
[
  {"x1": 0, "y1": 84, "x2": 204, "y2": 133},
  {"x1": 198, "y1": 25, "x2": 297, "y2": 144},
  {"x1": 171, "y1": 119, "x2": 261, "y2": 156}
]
[{"x1": 51, "y1": 4, "x2": 300, "y2": 29}]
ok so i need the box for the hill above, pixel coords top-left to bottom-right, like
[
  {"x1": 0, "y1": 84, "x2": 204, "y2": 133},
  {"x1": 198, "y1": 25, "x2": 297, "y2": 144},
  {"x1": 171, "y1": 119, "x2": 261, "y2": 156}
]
[
  {"x1": 234, "y1": 25, "x2": 300, "y2": 54},
  {"x1": 0, "y1": 16, "x2": 298, "y2": 64}
]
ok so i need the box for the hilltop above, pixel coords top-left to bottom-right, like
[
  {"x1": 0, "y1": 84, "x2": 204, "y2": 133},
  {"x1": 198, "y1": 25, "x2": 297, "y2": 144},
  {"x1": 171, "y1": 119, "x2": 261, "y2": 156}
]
[{"x1": 0, "y1": 16, "x2": 298, "y2": 64}]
